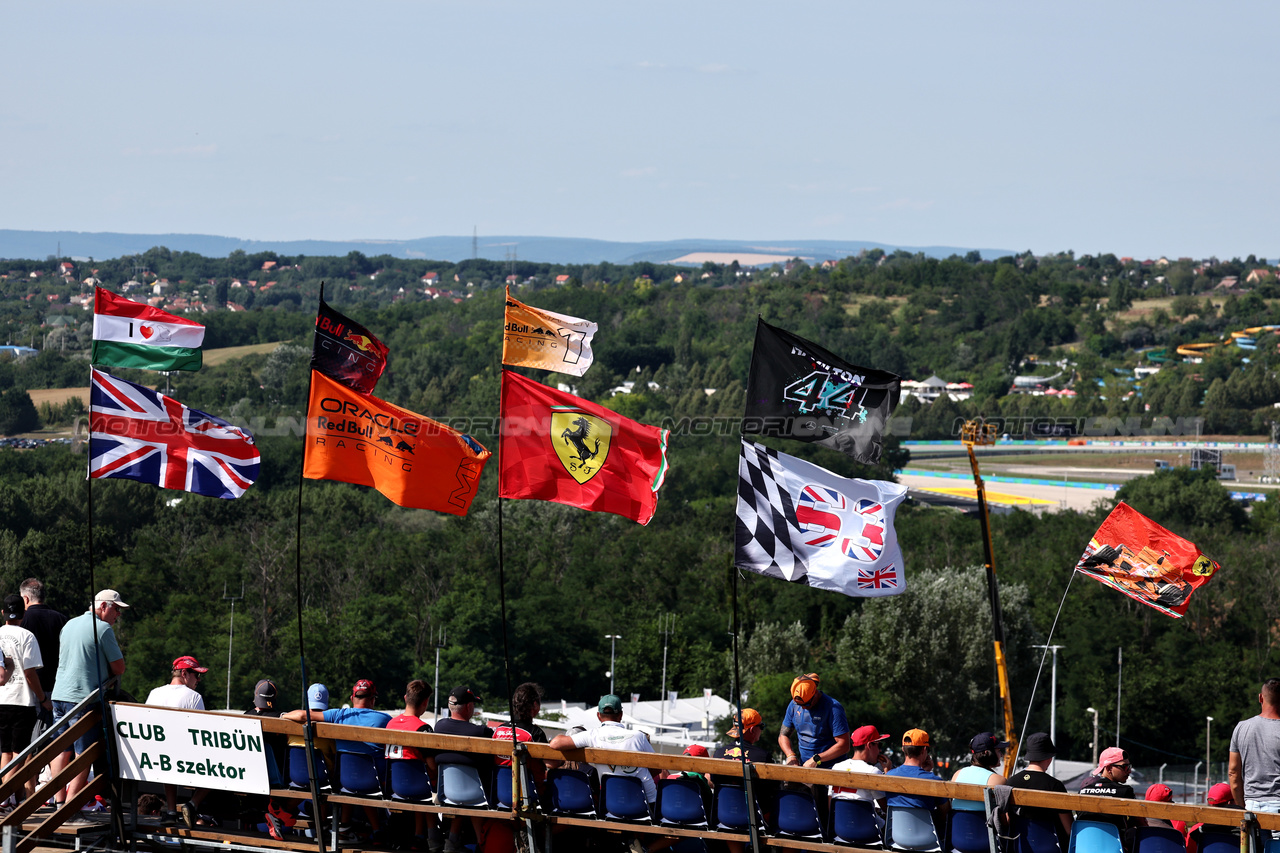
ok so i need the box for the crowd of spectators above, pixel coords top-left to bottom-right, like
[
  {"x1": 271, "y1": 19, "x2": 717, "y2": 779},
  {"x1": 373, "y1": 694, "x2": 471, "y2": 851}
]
[{"x1": 2, "y1": 589, "x2": 1273, "y2": 853}]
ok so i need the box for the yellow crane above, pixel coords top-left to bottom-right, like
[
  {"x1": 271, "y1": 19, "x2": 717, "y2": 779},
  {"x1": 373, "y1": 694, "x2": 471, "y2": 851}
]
[{"x1": 961, "y1": 420, "x2": 1018, "y2": 776}]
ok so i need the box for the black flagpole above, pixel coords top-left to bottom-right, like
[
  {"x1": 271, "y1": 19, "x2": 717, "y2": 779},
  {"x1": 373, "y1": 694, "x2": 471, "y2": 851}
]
[
  {"x1": 294, "y1": 284, "x2": 326, "y2": 853},
  {"x1": 732, "y1": 562, "x2": 763, "y2": 853}
]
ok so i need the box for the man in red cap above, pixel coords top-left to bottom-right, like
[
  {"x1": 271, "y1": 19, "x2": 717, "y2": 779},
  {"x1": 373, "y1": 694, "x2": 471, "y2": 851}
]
[
  {"x1": 145, "y1": 655, "x2": 211, "y2": 827},
  {"x1": 1143, "y1": 783, "x2": 1186, "y2": 835},
  {"x1": 1187, "y1": 783, "x2": 1238, "y2": 853},
  {"x1": 831, "y1": 725, "x2": 890, "y2": 816}
]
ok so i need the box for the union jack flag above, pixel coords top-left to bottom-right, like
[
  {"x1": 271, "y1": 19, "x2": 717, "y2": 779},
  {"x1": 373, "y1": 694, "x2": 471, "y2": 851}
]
[
  {"x1": 89, "y1": 367, "x2": 259, "y2": 499},
  {"x1": 856, "y1": 566, "x2": 899, "y2": 590}
]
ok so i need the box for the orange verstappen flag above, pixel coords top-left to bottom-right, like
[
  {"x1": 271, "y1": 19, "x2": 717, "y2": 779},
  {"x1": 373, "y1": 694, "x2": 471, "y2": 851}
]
[
  {"x1": 499, "y1": 370, "x2": 669, "y2": 525},
  {"x1": 304, "y1": 370, "x2": 491, "y2": 515},
  {"x1": 1073, "y1": 501, "x2": 1220, "y2": 618},
  {"x1": 501, "y1": 286, "x2": 597, "y2": 377}
]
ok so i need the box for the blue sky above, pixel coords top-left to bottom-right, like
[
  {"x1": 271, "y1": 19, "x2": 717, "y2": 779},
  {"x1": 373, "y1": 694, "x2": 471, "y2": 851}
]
[{"x1": 5, "y1": 0, "x2": 1277, "y2": 260}]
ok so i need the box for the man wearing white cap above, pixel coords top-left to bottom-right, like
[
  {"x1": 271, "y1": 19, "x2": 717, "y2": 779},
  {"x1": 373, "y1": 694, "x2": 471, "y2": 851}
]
[{"x1": 49, "y1": 590, "x2": 129, "y2": 806}]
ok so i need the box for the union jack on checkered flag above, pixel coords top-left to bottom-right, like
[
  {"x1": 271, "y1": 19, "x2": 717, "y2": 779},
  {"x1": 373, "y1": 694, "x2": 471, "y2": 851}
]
[
  {"x1": 89, "y1": 367, "x2": 260, "y2": 499},
  {"x1": 735, "y1": 439, "x2": 907, "y2": 598}
]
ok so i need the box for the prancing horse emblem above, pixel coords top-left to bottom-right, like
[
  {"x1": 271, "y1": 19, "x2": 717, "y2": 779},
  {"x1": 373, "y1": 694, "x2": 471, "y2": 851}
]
[{"x1": 550, "y1": 410, "x2": 613, "y2": 485}]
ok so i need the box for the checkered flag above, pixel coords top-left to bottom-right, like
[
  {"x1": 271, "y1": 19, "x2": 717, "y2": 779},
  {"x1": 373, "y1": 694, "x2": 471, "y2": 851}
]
[
  {"x1": 736, "y1": 440, "x2": 810, "y2": 584},
  {"x1": 734, "y1": 439, "x2": 908, "y2": 598}
]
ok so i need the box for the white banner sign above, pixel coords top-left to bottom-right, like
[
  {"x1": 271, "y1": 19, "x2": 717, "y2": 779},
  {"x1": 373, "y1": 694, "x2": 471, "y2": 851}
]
[{"x1": 112, "y1": 705, "x2": 270, "y2": 795}]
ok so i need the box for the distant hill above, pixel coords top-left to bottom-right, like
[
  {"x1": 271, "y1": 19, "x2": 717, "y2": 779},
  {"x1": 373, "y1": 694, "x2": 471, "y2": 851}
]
[{"x1": 0, "y1": 229, "x2": 1015, "y2": 265}]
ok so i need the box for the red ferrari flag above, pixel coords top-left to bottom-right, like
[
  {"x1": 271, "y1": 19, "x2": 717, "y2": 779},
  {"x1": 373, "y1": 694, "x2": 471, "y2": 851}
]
[
  {"x1": 1073, "y1": 501, "x2": 1220, "y2": 618},
  {"x1": 499, "y1": 370, "x2": 669, "y2": 525}
]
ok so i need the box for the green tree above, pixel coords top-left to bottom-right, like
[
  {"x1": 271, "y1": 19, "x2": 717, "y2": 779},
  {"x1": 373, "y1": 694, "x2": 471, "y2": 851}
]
[{"x1": 0, "y1": 389, "x2": 38, "y2": 435}]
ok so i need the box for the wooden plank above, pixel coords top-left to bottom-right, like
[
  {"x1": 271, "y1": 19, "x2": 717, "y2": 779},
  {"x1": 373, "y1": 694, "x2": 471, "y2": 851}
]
[
  {"x1": 766, "y1": 839, "x2": 875, "y2": 852},
  {"x1": 18, "y1": 773, "x2": 106, "y2": 853},
  {"x1": 3, "y1": 744, "x2": 102, "y2": 829},
  {"x1": 0, "y1": 710, "x2": 100, "y2": 809},
  {"x1": 323, "y1": 794, "x2": 513, "y2": 822},
  {"x1": 146, "y1": 824, "x2": 318, "y2": 851},
  {"x1": 547, "y1": 814, "x2": 748, "y2": 841}
]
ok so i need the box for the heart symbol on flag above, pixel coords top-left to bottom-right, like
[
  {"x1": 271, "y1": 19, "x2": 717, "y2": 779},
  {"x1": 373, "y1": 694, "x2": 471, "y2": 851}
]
[{"x1": 139, "y1": 325, "x2": 154, "y2": 339}]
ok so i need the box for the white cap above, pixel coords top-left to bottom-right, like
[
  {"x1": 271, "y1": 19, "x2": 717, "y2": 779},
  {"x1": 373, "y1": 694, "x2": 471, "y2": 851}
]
[{"x1": 94, "y1": 590, "x2": 129, "y2": 608}]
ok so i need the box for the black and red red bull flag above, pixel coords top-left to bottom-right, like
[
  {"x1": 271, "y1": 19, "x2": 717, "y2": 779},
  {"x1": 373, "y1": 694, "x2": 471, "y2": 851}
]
[
  {"x1": 312, "y1": 297, "x2": 389, "y2": 395},
  {"x1": 735, "y1": 440, "x2": 907, "y2": 598},
  {"x1": 1074, "y1": 501, "x2": 1220, "y2": 618},
  {"x1": 744, "y1": 319, "x2": 900, "y2": 465},
  {"x1": 498, "y1": 370, "x2": 669, "y2": 525},
  {"x1": 303, "y1": 370, "x2": 490, "y2": 515}
]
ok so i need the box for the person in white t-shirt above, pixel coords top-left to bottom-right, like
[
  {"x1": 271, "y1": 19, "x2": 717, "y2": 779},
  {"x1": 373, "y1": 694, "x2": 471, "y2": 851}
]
[
  {"x1": 145, "y1": 656, "x2": 210, "y2": 826},
  {"x1": 831, "y1": 724, "x2": 892, "y2": 826},
  {"x1": 0, "y1": 594, "x2": 49, "y2": 799},
  {"x1": 549, "y1": 694, "x2": 658, "y2": 802}
]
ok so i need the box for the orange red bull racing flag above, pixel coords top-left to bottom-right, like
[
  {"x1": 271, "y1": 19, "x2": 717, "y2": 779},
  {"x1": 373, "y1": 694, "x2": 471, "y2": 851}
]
[
  {"x1": 1073, "y1": 501, "x2": 1220, "y2": 618},
  {"x1": 311, "y1": 298, "x2": 389, "y2": 395},
  {"x1": 501, "y1": 286, "x2": 598, "y2": 377},
  {"x1": 304, "y1": 370, "x2": 491, "y2": 515},
  {"x1": 498, "y1": 370, "x2": 669, "y2": 525}
]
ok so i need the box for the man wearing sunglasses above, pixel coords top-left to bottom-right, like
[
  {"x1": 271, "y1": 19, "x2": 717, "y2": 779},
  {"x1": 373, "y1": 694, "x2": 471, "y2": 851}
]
[
  {"x1": 146, "y1": 655, "x2": 211, "y2": 827},
  {"x1": 1078, "y1": 746, "x2": 1143, "y2": 834}
]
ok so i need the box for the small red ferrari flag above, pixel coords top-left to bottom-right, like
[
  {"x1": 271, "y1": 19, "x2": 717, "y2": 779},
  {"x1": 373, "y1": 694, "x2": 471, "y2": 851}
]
[
  {"x1": 304, "y1": 370, "x2": 490, "y2": 515},
  {"x1": 1073, "y1": 501, "x2": 1220, "y2": 618},
  {"x1": 499, "y1": 370, "x2": 669, "y2": 525}
]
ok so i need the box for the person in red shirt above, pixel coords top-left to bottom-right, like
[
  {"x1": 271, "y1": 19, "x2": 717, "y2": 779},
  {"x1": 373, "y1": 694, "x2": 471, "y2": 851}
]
[
  {"x1": 385, "y1": 680, "x2": 439, "y2": 850},
  {"x1": 1144, "y1": 784, "x2": 1186, "y2": 836}
]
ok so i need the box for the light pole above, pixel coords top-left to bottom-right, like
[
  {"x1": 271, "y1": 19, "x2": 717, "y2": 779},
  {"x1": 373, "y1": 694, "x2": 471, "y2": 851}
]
[
  {"x1": 658, "y1": 614, "x2": 675, "y2": 728},
  {"x1": 1033, "y1": 644, "x2": 1064, "y2": 776},
  {"x1": 1087, "y1": 707, "x2": 1100, "y2": 766},
  {"x1": 604, "y1": 634, "x2": 622, "y2": 696},
  {"x1": 1116, "y1": 647, "x2": 1123, "y2": 747},
  {"x1": 433, "y1": 627, "x2": 447, "y2": 720},
  {"x1": 1206, "y1": 716, "x2": 1214, "y2": 789}
]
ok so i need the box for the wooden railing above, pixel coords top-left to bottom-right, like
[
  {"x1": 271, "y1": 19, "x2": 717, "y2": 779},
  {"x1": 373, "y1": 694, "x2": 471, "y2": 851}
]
[{"x1": 16, "y1": 703, "x2": 1272, "y2": 853}]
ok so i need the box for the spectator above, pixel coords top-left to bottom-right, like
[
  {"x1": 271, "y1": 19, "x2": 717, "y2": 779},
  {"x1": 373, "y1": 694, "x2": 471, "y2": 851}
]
[
  {"x1": 1007, "y1": 733, "x2": 1071, "y2": 843},
  {"x1": 0, "y1": 594, "x2": 49, "y2": 801},
  {"x1": 950, "y1": 732, "x2": 1008, "y2": 812},
  {"x1": 1078, "y1": 746, "x2": 1143, "y2": 834},
  {"x1": 18, "y1": 579, "x2": 65, "y2": 734},
  {"x1": 713, "y1": 709, "x2": 773, "y2": 853},
  {"x1": 1143, "y1": 784, "x2": 1185, "y2": 835},
  {"x1": 285, "y1": 683, "x2": 337, "y2": 780},
  {"x1": 886, "y1": 729, "x2": 947, "y2": 815},
  {"x1": 244, "y1": 679, "x2": 295, "y2": 842},
  {"x1": 431, "y1": 686, "x2": 494, "y2": 853},
  {"x1": 832, "y1": 725, "x2": 890, "y2": 819},
  {"x1": 1229, "y1": 678, "x2": 1280, "y2": 813},
  {"x1": 1186, "y1": 783, "x2": 1238, "y2": 853},
  {"x1": 283, "y1": 679, "x2": 391, "y2": 841},
  {"x1": 385, "y1": 680, "x2": 439, "y2": 852},
  {"x1": 50, "y1": 590, "x2": 128, "y2": 807},
  {"x1": 777, "y1": 673, "x2": 851, "y2": 769},
  {"x1": 145, "y1": 655, "x2": 210, "y2": 826},
  {"x1": 493, "y1": 682, "x2": 551, "y2": 784}
]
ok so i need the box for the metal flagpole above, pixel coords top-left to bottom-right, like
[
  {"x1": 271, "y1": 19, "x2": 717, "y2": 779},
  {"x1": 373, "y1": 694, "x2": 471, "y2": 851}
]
[
  {"x1": 732, "y1": 565, "x2": 763, "y2": 853},
  {"x1": 295, "y1": 284, "x2": 327, "y2": 853}
]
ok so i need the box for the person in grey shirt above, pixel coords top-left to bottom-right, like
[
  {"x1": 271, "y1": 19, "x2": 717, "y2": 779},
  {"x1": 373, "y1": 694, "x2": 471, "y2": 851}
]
[{"x1": 1228, "y1": 677, "x2": 1280, "y2": 811}]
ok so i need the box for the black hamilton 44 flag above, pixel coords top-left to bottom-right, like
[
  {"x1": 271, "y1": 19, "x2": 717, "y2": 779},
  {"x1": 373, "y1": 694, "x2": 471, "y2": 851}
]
[
  {"x1": 311, "y1": 297, "x2": 389, "y2": 395},
  {"x1": 743, "y1": 319, "x2": 900, "y2": 464}
]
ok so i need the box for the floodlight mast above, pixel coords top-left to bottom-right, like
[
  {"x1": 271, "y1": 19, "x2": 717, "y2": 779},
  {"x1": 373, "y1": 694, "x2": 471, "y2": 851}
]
[{"x1": 962, "y1": 419, "x2": 1017, "y2": 776}]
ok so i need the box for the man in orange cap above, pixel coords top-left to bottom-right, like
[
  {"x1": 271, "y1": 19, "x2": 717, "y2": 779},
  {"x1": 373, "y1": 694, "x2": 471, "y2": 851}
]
[
  {"x1": 886, "y1": 728, "x2": 946, "y2": 813},
  {"x1": 778, "y1": 673, "x2": 850, "y2": 769}
]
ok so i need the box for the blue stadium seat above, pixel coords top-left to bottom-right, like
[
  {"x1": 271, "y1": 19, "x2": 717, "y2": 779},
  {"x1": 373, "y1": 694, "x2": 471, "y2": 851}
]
[
  {"x1": 713, "y1": 784, "x2": 753, "y2": 832},
  {"x1": 1199, "y1": 831, "x2": 1241, "y2": 853},
  {"x1": 1013, "y1": 815, "x2": 1064, "y2": 853},
  {"x1": 1135, "y1": 826, "x2": 1188, "y2": 853},
  {"x1": 337, "y1": 751, "x2": 383, "y2": 796},
  {"x1": 437, "y1": 763, "x2": 490, "y2": 809},
  {"x1": 288, "y1": 745, "x2": 330, "y2": 791},
  {"x1": 495, "y1": 764, "x2": 539, "y2": 810},
  {"x1": 546, "y1": 768, "x2": 596, "y2": 817},
  {"x1": 832, "y1": 798, "x2": 883, "y2": 848},
  {"x1": 387, "y1": 759, "x2": 432, "y2": 802},
  {"x1": 886, "y1": 805, "x2": 942, "y2": 852},
  {"x1": 1067, "y1": 820, "x2": 1123, "y2": 853},
  {"x1": 657, "y1": 776, "x2": 709, "y2": 828},
  {"x1": 601, "y1": 774, "x2": 651, "y2": 823},
  {"x1": 775, "y1": 787, "x2": 823, "y2": 840},
  {"x1": 948, "y1": 807, "x2": 989, "y2": 853}
]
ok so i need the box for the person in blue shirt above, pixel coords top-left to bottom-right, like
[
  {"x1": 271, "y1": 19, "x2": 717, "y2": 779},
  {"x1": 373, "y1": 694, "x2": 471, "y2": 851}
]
[
  {"x1": 886, "y1": 728, "x2": 947, "y2": 813},
  {"x1": 777, "y1": 673, "x2": 851, "y2": 770}
]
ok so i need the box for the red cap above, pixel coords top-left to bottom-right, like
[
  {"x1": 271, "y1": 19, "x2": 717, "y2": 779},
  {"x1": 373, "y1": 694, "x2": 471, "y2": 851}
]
[
  {"x1": 851, "y1": 725, "x2": 891, "y2": 747},
  {"x1": 1207, "y1": 783, "x2": 1233, "y2": 806},
  {"x1": 683, "y1": 744, "x2": 709, "y2": 757},
  {"x1": 172, "y1": 656, "x2": 208, "y2": 673},
  {"x1": 1145, "y1": 784, "x2": 1173, "y2": 802},
  {"x1": 353, "y1": 679, "x2": 376, "y2": 697}
]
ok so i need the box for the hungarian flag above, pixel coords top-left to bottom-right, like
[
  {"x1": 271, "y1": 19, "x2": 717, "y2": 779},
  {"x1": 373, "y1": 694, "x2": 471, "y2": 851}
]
[
  {"x1": 91, "y1": 287, "x2": 205, "y2": 371},
  {"x1": 501, "y1": 286, "x2": 598, "y2": 376},
  {"x1": 89, "y1": 367, "x2": 259, "y2": 499},
  {"x1": 303, "y1": 370, "x2": 490, "y2": 515},
  {"x1": 1074, "y1": 502, "x2": 1220, "y2": 618},
  {"x1": 311, "y1": 297, "x2": 389, "y2": 395},
  {"x1": 744, "y1": 319, "x2": 900, "y2": 464},
  {"x1": 499, "y1": 370, "x2": 669, "y2": 525},
  {"x1": 735, "y1": 440, "x2": 907, "y2": 598}
]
